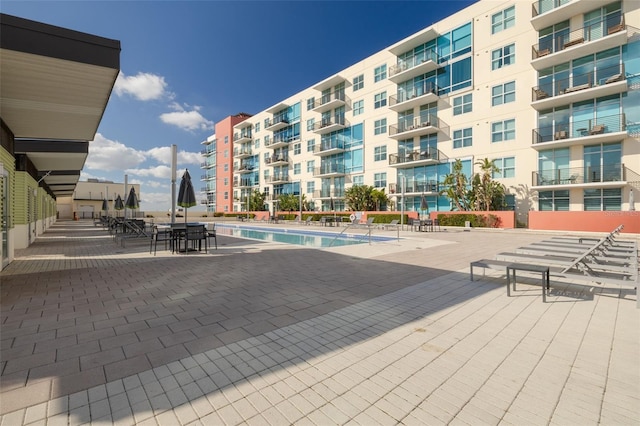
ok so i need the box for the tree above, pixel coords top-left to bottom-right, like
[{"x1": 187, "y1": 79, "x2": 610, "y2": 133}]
[
  {"x1": 344, "y1": 185, "x2": 389, "y2": 211},
  {"x1": 277, "y1": 193, "x2": 308, "y2": 212},
  {"x1": 440, "y1": 159, "x2": 471, "y2": 211},
  {"x1": 249, "y1": 190, "x2": 267, "y2": 211}
]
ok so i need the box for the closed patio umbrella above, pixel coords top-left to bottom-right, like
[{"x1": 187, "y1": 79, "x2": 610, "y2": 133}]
[
  {"x1": 114, "y1": 195, "x2": 124, "y2": 217},
  {"x1": 177, "y1": 169, "x2": 196, "y2": 223},
  {"x1": 101, "y1": 198, "x2": 108, "y2": 215},
  {"x1": 125, "y1": 187, "x2": 139, "y2": 218},
  {"x1": 630, "y1": 188, "x2": 635, "y2": 211},
  {"x1": 420, "y1": 195, "x2": 429, "y2": 220}
]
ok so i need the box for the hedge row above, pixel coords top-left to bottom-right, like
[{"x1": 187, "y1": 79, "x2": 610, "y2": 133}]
[{"x1": 436, "y1": 213, "x2": 501, "y2": 228}]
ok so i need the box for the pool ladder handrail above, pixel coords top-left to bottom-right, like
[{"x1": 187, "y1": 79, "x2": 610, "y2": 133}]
[{"x1": 328, "y1": 222, "x2": 373, "y2": 247}]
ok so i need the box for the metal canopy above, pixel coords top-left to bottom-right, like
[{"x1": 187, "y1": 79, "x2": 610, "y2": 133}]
[{"x1": 0, "y1": 13, "x2": 120, "y2": 197}]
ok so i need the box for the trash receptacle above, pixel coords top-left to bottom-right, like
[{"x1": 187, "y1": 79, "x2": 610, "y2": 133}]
[{"x1": 464, "y1": 220, "x2": 471, "y2": 228}]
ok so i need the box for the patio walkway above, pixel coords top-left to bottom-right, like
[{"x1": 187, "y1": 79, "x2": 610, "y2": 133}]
[{"x1": 1, "y1": 220, "x2": 638, "y2": 425}]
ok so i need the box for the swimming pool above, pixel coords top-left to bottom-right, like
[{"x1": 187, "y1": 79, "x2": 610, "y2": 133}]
[{"x1": 216, "y1": 224, "x2": 395, "y2": 248}]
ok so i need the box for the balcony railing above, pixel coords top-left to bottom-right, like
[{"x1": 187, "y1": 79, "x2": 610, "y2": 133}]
[
  {"x1": 312, "y1": 91, "x2": 350, "y2": 111},
  {"x1": 388, "y1": 147, "x2": 445, "y2": 166},
  {"x1": 314, "y1": 139, "x2": 345, "y2": 154},
  {"x1": 389, "y1": 50, "x2": 439, "y2": 78},
  {"x1": 532, "y1": 163, "x2": 625, "y2": 186},
  {"x1": 389, "y1": 82, "x2": 439, "y2": 105},
  {"x1": 531, "y1": 0, "x2": 572, "y2": 18},
  {"x1": 532, "y1": 64, "x2": 626, "y2": 101},
  {"x1": 265, "y1": 155, "x2": 289, "y2": 164},
  {"x1": 233, "y1": 146, "x2": 253, "y2": 157},
  {"x1": 234, "y1": 162, "x2": 257, "y2": 172},
  {"x1": 388, "y1": 181, "x2": 440, "y2": 195},
  {"x1": 532, "y1": 113, "x2": 626, "y2": 144},
  {"x1": 313, "y1": 190, "x2": 345, "y2": 199},
  {"x1": 389, "y1": 114, "x2": 447, "y2": 136},
  {"x1": 313, "y1": 116, "x2": 349, "y2": 133},
  {"x1": 266, "y1": 175, "x2": 290, "y2": 183},
  {"x1": 313, "y1": 164, "x2": 345, "y2": 176},
  {"x1": 532, "y1": 15, "x2": 626, "y2": 60},
  {"x1": 265, "y1": 116, "x2": 289, "y2": 130},
  {"x1": 233, "y1": 131, "x2": 252, "y2": 142}
]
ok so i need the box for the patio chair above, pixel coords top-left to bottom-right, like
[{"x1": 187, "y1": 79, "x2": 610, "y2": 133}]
[
  {"x1": 177, "y1": 224, "x2": 208, "y2": 254},
  {"x1": 150, "y1": 225, "x2": 172, "y2": 255},
  {"x1": 206, "y1": 223, "x2": 218, "y2": 250}
]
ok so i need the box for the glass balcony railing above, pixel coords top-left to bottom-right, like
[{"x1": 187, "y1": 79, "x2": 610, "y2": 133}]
[
  {"x1": 532, "y1": 15, "x2": 626, "y2": 60},
  {"x1": 531, "y1": 0, "x2": 572, "y2": 18},
  {"x1": 533, "y1": 163, "x2": 624, "y2": 186},
  {"x1": 390, "y1": 82, "x2": 439, "y2": 105},
  {"x1": 388, "y1": 181, "x2": 440, "y2": 195},
  {"x1": 388, "y1": 147, "x2": 445, "y2": 166},
  {"x1": 532, "y1": 113, "x2": 626, "y2": 143},
  {"x1": 532, "y1": 64, "x2": 626, "y2": 101},
  {"x1": 313, "y1": 164, "x2": 345, "y2": 176},
  {"x1": 389, "y1": 49, "x2": 440, "y2": 77}
]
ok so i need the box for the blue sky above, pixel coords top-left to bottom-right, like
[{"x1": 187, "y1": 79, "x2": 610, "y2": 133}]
[{"x1": 3, "y1": 0, "x2": 476, "y2": 211}]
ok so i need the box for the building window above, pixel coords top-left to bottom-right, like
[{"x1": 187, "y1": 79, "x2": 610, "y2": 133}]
[
  {"x1": 493, "y1": 157, "x2": 515, "y2": 178},
  {"x1": 353, "y1": 74, "x2": 364, "y2": 91},
  {"x1": 491, "y1": 119, "x2": 516, "y2": 142},
  {"x1": 374, "y1": 146, "x2": 387, "y2": 162},
  {"x1": 224, "y1": 136, "x2": 229, "y2": 144},
  {"x1": 491, "y1": 81, "x2": 516, "y2": 106},
  {"x1": 307, "y1": 160, "x2": 315, "y2": 173},
  {"x1": 374, "y1": 118, "x2": 387, "y2": 135},
  {"x1": 492, "y1": 43, "x2": 515, "y2": 70},
  {"x1": 453, "y1": 128, "x2": 473, "y2": 148},
  {"x1": 307, "y1": 181, "x2": 315, "y2": 194},
  {"x1": 353, "y1": 100, "x2": 364, "y2": 116},
  {"x1": 307, "y1": 97, "x2": 315, "y2": 111},
  {"x1": 492, "y1": 5, "x2": 515, "y2": 34},
  {"x1": 294, "y1": 163, "x2": 301, "y2": 175},
  {"x1": 306, "y1": 118, "x2": 315, "y2": 131},
  {"x1": 374, "y1": 64, "x2": 387, "y2": 82},
  {"x1": 452, "y1": 93, "x2": 472, "y2": 115},
  {"x1": 293, "y1": 143, "x2": 301, "y2": 155},
  {"x1": 263, "y1": 152, "x2": 270, "y2": 162},
  {"x1": 254, "y1": 138, "x2": 260, "y2": 149},
  {"x1": 352, "y1": 175, "x2": 364, "y2": 186},
  {"x1": 584, "y1": 188, "x2": 621, "y2": 211},
  {"x1": 374, "y1": 92, "x2": 387, "y2": 109},
  {"x1": 224, "y1": 191, "x2": 229, "y2": 200},
  {"x1": 374, "y1": 172, "x2": 387, "y2": 188},
  {"x1": 255, "y1": 122, "x2": 260, "y2": 133},
  {"x1": 306, "y1": 139, "x2": 315, "y2": 153},
  {"x1": 223, "y1": 178, "x2": 228, "y2": 185},
  {"x1": 539, "y1": 190, "x2": 569, "y2": 211}
]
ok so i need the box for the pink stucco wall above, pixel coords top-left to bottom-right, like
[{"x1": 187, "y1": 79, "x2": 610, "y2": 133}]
[{"x1": 529, "y1": 211, "x2": 640, "y2": 234}]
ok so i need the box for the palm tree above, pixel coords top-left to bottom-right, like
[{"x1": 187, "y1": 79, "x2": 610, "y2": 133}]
[
  {"x1": 440, "y1": 159, "x2": 470, "y2": 211},
  {"x1": 474, "y1": 158, "x2": 500, "y2": 211}
]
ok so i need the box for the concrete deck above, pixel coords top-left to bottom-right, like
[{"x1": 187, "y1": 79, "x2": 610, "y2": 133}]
[{"x1": 1, "y1": 220, "x2": 638, "y2": 425}]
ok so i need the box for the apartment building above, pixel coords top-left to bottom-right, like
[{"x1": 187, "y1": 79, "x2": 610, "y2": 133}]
[{"x1": 201, "y1": 0, "x2": 639, "y2": 227}]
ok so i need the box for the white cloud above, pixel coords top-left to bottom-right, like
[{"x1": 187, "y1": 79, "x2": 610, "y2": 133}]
[
  {"x1": 125, "y1": 165, "x2": 172, "y2": 179},
  {"x1": 114, "y1": 71, "x2": 169, "y2": 101},
  {"x1": 146, "y1": 147, "x2": 200, "y2": 166},
  {"x1": 86, "y1": 134, "x2": 146, "y2": 171},
  {"x1": 160, "y1": 109, "x2": 214, "y2": 132}
]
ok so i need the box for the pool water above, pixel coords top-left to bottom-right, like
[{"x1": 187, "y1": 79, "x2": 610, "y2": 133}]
[{"x1": 216, "y1": 224, "x2": 394, "y2": 248}]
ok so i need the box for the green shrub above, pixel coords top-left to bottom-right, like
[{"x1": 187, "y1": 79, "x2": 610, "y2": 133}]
[{"x1": 437, "y1": 213, "x2": 501, "y2": 228}]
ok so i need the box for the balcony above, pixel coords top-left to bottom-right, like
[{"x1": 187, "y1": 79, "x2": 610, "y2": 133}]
[
  {"x1": 313, "y1": 164, "x2": 346, "y2": 177},
  {"x1": 265, "y1": 116, "x2": 290, "y2": 131},
  {"x1": 313, "y1": 190, "x2": 345, "y2": 199},
  {"x1": 389, "y1": 82, "x2": 439, "y2": 112},
  {"x1": 233, "y1": 145, "x2": 253, "y2": 159},
  {"x1": 234, "y1": 178, "x2": 258, "y2": 188},
  {"x1": 313, "y1": 117, "x2": 349, "y2": 135},
  {"x1": 531, "y1": 0, "x2": 606, "y2": 31},
  {"x1": 532, "y1": 163, "x2": 626, "y2": 189},
  {"x1": 388, "y1": 181, "x2": 439, "y2": 195},
  {"x1": 200, "y1": 161, "x2": 214, "y2": 169},
  {"x1": 200, "y1": 145, "x2": 215, "y2": 155},
  {"x1": 233, "y1": 131, "x2": 252, "y2": 143},
  {"x1": 265, "y1": 155, "x2": 289, "y2": 166},
  {"x1": 388, "y1": 50, "x2": 441, "y2": 84},
  {"x1": 532, "y1": 113, "x2": 627, "y2": 149},
  {"x1": 531, "y1": 16, "x2": 628, "y2": 70},
  {"x1": 311, "y1": 91, "x2": 350, "y2": 114},
  {"x1": 531, "y1": 64, "x2": 627, "y2": 111},
  {"x1": 265, "y1": 134, "x2": 296, "y2": 149},
  {"x1": 201, "y1": 186, "x2": 215, "y2": 193},
  {"x1": 234, "y1": 162, "x2": 257, "y2": 174},
  {"x1": 313, "y1": 140, "x2": 345, "y2": 156},
  {"x1": 388, "y1": 147, "x2": 447, "y2": 168},
  {"x1": 266, "y1": 175, "x2": 290, "y2": 184},
  {"x1": 389, "y1": 114, "x2": 448, "y2": 140}
]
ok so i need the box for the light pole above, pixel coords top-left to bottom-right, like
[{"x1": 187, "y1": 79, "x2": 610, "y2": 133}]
[{"x1": 298, "y1": 180, "x2": 303, "y2": 222}]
